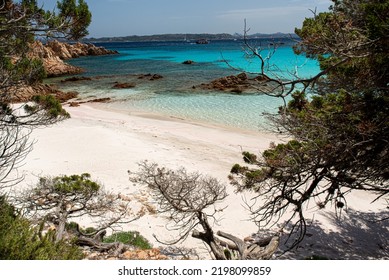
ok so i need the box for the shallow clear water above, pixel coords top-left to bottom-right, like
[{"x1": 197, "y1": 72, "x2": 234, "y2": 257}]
[{"x1": 55, "y1": 39, "x2": 320, "y2": 131}]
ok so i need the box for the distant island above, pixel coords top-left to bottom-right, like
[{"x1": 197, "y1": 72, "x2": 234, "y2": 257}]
[{"x1": 82, "y1": 32, "x2": 299, "y2": 43}]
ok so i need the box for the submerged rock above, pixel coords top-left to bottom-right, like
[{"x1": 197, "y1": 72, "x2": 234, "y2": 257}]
[
  {"x1": 182, "y1": 60, "x2": 195, "y2": 65},
  {"x1": 200, "y1": 72, "x2": 250, "y2": 93},
  {"x1": 61, "y1": 76, "x2": 93, "y2": 83},
  {"x1": 199, "y1": 72, "x2": 274, "y2": 94},
  {"x1": 137, "y1": 73, "x2": 163, "y2": 80},
  {"x1": 112, "y1": 82, "x2": 136, "y2": 89}
]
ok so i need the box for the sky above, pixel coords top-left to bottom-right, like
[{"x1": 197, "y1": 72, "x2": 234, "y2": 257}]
[{"x1": 37, "y1": 0, "x2": 332, "y2": 38}]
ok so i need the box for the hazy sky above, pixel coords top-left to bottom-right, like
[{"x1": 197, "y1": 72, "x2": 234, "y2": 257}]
[{"x1": 38, "y1": 0, "x2": 332, "y2": 38}]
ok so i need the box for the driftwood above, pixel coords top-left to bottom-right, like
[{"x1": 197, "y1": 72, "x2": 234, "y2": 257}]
[
  {"x1": 75, "y1": 236, "x2": 129, "y2": 256},
  {"x1": 76, "y1": 237, "x2": 121, "y2": 252},
  {"x1": 72, "y1": 227, "x2": 128, "y2": 256},
  {"x1": 192, "y1": 229, "x2": 279, "y2": 260},
  {"x1": 217, "y1": 231, "x2": 279, "y2": 260}
]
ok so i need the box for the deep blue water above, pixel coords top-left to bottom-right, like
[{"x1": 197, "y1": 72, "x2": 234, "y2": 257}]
[{"x1": 56, "y1": 39, "x2": 320, "y2": 131}]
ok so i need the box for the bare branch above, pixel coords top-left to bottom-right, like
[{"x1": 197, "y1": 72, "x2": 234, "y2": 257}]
[{"x1": 129, "y1": 161, "x2": 280, "y2": 259}]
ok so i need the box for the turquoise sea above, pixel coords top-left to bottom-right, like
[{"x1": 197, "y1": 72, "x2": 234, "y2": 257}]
[{"x1": 54, "y1": 39, "x2": 320, "y2": 131}]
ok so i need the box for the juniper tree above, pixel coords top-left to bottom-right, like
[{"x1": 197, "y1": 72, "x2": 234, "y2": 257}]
[
  {"x1": 0, "y1": 0, "x2": 91, "y2": 190},
  {"x1": 230, "y1": 0, "x2": 389, "y2": 248},
  {"x1": 0, "y1": 0, "x2": 91, "y2": 259},
  {"x1": 129, "y1": 161, "x2": 280, "y2": 260},
  {"x1": 0, "y1": 193, "x2": 84, "y2": 259},
  {"x1": 18, "y1": 173, "x2": 143, "y2": 254}
]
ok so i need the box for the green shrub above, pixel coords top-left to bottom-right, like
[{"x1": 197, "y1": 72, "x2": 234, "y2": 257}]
[
  {"x1": 103, "y1": 231, "x2": 152, "y2": 249},
  {"x1": 242, "y1": 151, "x2": 257, "y2": 163},
  {"x1": 230, "y1": 163, "x2": 248, "y2": 174},
  {"x1": 0, "y1": 196, "x2": 83, "y2": 260}
]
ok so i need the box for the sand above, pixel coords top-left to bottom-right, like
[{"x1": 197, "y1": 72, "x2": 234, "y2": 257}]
[{"x1": 17, "y1": 103, "x2": 388, "y2": 259}]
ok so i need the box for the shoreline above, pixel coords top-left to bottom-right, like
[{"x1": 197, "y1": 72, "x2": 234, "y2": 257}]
[
  {"x1": 20, "y1": 103, "x2": 280, "y2": 259},
  {"x1": 18, "y1": 103, "x2": 389, "y2": 259},
  {"x1": 91, "y1": 101, "x2": 276, "y2": 137}
]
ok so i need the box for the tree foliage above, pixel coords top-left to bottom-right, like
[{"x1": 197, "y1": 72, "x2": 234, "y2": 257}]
[
  {"x1": 0, "y1": 0, "x2": 91, "y2": 191},
  {"x1": 18, "y1": 173, "x2": 140, "y2": 243},
  {"x1": 1, "y1": 0, "x2": 91, "y2": 87},
  {"x1": 230, "y1": 0, "x2": 388, "y2": 247}
]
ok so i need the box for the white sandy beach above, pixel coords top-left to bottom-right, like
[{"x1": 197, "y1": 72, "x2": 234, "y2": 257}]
[{"x1": 18, "y1": 103, "x2": 388, "y2": 259}]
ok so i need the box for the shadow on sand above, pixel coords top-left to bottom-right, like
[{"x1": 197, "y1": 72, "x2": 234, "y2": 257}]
[{"x1": 275, "y1": 208, "x2": 389, "y2": 260}]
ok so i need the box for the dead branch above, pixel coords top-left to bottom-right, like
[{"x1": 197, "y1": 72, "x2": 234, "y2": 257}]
[{"x1": 129, "y1": 161, "x2": 280, "y2": 260}]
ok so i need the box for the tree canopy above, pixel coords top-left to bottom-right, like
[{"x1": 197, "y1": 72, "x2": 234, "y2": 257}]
[
  {"x1": 1, "y1": 0, "x2": 92, "y2": 90},
  {"x1": 0, "y1": 0, "x2": 92, "y2": 259},
  {"x1": 129, "y1": 161, "x2": 280, "y2": 260},
  {"x1": 230, "y1": 0, "x2": 388, "y2": 247},
  {"x1": 0, "y1": 0, "x2": 91, "y2": 191},
  {"x1": 19, "y1": 173, "x2": 140, "y2": 244}
]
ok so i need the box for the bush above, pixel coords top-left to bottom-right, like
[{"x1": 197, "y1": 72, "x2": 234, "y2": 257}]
[
  {"x1": 242, "y1": 151, "x2": 257, "y2": 163},
  {"x1": 0, "y1": 196, "x2": 83, "y2": 260},
  {"x1": 103, "y1": 231, "x2": 152, "y2": 250}
]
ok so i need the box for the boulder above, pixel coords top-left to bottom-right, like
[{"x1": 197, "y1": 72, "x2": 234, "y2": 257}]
[
  {"x1": 200, "y1": 73, "x2": 250, "y2": 92},
  {"x1": 9, "y1": 83, "x2": 78, "y2": 103},
  {"x1": 29, "y1": 41, "x2": 83, "y2": 77},
  {"x1": 46, "y1": 40, "x2": 73, "y2": 59},
  {"x1": 44, "y1": 57, "x2": 84, "y2": 77}
]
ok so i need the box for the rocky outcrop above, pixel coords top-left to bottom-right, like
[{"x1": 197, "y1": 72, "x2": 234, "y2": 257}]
[
  {"x1": 46, "y1": 40, "x2": 118, "y2": 60},
  {"x1": 199, "y1": 72, "x2": 272, "y2": 94},
  {"x1": 10, "y1": 83, "x2": 78, "y2": 103},
  {"x1": 199, "y1": 72, "x2": 250, "y2": 93},
  {"x1": 9, "y1": 41, "x2": 118, "y2": 103},
  {"x1": 29, "y1": 40, "x2": 118, "y2": 77},
  {"x1": 29, "y1": 41, "x2": 83, "y2": 77}
]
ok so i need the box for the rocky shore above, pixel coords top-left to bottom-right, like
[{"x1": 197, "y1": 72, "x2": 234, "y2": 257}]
[
  {"x1": 10, "y1": 83, "x2": 78, "y2": 103},
  {"x1": 198, "y1": 72, "x2": 273, "y2": 94},
  {"x1": 29, "y1": 40, "x2": 118, "y2": 77},
  {"x1": 10, "y1": 41, "x2": 118, "y2": 103}
]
